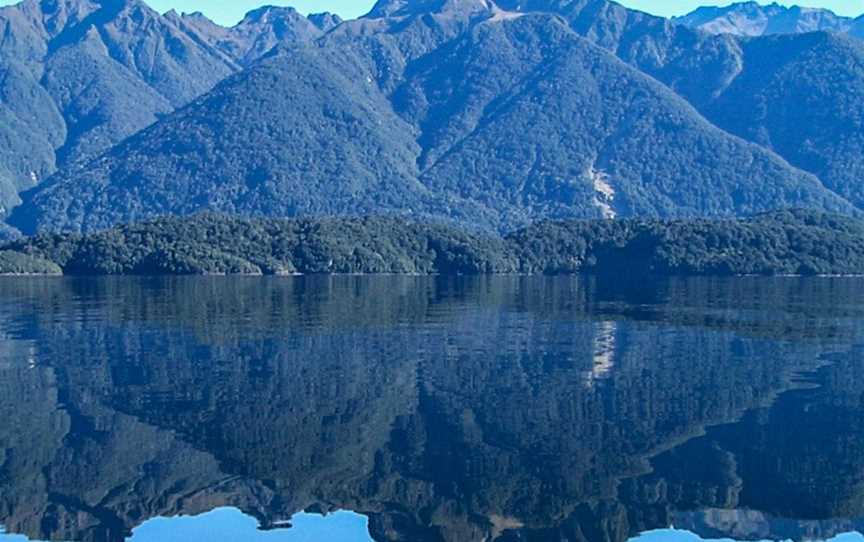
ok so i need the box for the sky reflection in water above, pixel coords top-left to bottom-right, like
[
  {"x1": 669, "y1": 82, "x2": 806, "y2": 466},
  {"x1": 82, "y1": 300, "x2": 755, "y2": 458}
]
[{"x1": 1, "y1": 277, "x2": 864, "y2": 542}]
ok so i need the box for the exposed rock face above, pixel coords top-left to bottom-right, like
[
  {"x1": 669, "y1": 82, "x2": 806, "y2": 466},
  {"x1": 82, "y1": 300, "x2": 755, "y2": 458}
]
[
  {"x1": 676, "y1": 2, "x2": 855, "y2": 37},
  {"x1": 176, "y1": 6, "x2": 326, "y2": 65}
]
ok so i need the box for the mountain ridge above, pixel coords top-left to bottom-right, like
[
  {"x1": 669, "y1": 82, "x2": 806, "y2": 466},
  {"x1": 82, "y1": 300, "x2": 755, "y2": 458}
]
[
  {"x1": 5, "y1": 0, "x2": 864, "y2": 235},
  {"x1": 0, "y1": 0, "x2": 343, "y2": 220},
  {"x1": 10, "y1": 4, "x2": 859, "y2": 234},
  {"x1": 676, "y1": 1, "x2": 864, "y2": 38}
]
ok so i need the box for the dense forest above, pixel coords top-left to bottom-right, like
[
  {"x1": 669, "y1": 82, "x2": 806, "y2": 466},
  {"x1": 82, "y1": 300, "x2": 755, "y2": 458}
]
[
  {"x1": 2, "y1": 210, "x2": 863, "y2": 276},
  {"x1": 7, "y1": 0, "x2": 863, "y2": 235}
]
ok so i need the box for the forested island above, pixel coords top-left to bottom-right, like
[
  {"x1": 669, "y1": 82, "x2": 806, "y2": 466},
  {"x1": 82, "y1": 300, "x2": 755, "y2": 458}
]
[{"x1": 1, "y1": 210, "x2": 863, "y2": 277}]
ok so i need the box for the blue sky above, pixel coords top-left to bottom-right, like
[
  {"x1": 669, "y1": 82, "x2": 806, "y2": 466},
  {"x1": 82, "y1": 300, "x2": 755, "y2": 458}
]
[{"x1": 1, "y1": 0, "x2": 862, "y2": 24}]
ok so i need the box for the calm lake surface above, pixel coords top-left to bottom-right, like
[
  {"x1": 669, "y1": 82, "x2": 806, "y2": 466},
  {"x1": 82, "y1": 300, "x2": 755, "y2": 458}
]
[{"x1": 1, "y1": 276, "x2": 864, "y2": 542}]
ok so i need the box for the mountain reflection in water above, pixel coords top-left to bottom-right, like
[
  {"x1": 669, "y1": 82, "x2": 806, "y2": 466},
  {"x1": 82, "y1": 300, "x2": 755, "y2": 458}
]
[{"x1": 0, "y1": 276, "x2": 864, "y2": 542}]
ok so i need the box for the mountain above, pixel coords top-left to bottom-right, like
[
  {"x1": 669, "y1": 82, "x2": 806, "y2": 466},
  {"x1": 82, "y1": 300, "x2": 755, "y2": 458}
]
[
  {"x1": 694, "y1": 32, "x2": 864, "y2": 210},
  {"x1": 675, "y1": 2, "x2": 856, "y2": 37},
  {"x1": 0, "y1": 0, "x2": 341, "y2": 221},
  {"x1": 8, "y1": 0, "x2": 858, "y2": 234},
  {"x1": 7, "y1": 0, "x2": 864, "y2": 234},
  {"x1": 167, "y1": 6, "x2": 336, "y2": 66},
  {"x1": 530, "y1": 0, "x2": 864, "y2": 218},
  {"x1": 308, "y1": 12, "x2": 344, "y2": 31},
  {"x1": 0, "y1": 0, "x2": 233, "y2": 214},
  {"x1": 503, "y1": 1, "x2": 864, "y2": 216}
]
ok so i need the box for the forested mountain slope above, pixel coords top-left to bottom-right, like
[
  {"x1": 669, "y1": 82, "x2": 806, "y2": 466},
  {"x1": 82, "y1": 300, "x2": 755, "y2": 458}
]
[
  {"x1": 5, "y1": 0, "x2": 864, "y2": 235},
  {"x1": 0, "y1": 0, "x2": 337, "y2": 218},
  {"x1": 9, "y1": 0, "x2": 857, "y2": 234},
  {"x1": 696, "y1": 33, "x2": 864, "y2": 209}
]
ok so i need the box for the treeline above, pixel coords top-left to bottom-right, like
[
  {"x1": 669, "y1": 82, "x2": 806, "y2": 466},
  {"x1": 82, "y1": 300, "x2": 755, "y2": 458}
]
[
  {"x1": 0, "y1": 215, "x2": 513, "y2": 275},
  {"x1": 511, "y1": 210, "x2": 864, "y2": 276},
  {"x1": 2, "y1": 210, "x2": 863, "y2": 276}
]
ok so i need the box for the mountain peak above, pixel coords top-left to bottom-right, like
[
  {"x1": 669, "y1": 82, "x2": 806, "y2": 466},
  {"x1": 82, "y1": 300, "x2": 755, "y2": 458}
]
[
  {"x1": 239, "y1": 4, "x2": 302, "y2": 25},
  {"x1": 173, "y1": 10, "x2": 214, "y2": 24},
  {"x1": 307, "y1": 12, "x2": 343, "y2": 32},
  {"x1": 675, "y1": 1, "x2": 853, "y2": 36},
  {"x1": 366, "y1": 0, "x2": 498, "y2": 19},
  {"x1": 3, "y1": 0, "x2": 99, "y2": 40}
]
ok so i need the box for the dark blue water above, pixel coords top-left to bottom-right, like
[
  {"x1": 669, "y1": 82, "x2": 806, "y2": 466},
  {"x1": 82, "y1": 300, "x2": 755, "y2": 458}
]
[{"x1": 0, "y1": 276, "x2": 863, "y2": 542}]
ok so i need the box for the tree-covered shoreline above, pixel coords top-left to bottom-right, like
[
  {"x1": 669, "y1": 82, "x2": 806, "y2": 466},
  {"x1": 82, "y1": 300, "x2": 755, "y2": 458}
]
[{"x1": 2, "y1": 210, "x2": 864, "y2": 277}]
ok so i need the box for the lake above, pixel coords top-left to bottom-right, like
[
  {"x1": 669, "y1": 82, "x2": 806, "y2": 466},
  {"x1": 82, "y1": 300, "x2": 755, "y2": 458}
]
[{"x1": 0, "y1": 276, "x2": 863, "y2": 542}]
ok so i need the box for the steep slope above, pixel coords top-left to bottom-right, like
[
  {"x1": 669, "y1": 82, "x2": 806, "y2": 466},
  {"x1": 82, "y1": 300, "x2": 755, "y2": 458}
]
[
  {"x1": 509, "y1": 0, "x2": 864, "y2": 214},
  {"x1": 0, "y1": 0, "x2": 335, "y2": 220},
  {"x1": 0, "y1": 0, "x2": 237, "y2": 216},
  {"x1": 495, "y1": 0, "x2": 747, "y2": 99},
  {"x1": 0, "y1": 0, "x2": 242, "y2": 155},
  {"x1": 0, "y1": 61, "x2": 64, "y2": 215},
  {"x1": 675, "y1": 2, "x2": 854, "y2": 37},
  {"x1": 409, "y1": 17, "x2": 847, "y2": 221},
  {"x1": 10, "y1": 7, "x2": 856, "y2": 233},
  {"x1": 308, "y1": 12, "x2": 344, "y2": 32},
  {"x1": 168, "y1": 6, "x2": 336, "y2": 66},
  {"x1": 849, "y1": 18, "x2": 864, "y2": 40},
  {"x1": 8, "y1": 43, "x2": 440, "y2": 233},
  {"x1": 695, "y1": 32, "x2": 864, "y2": 209}
]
